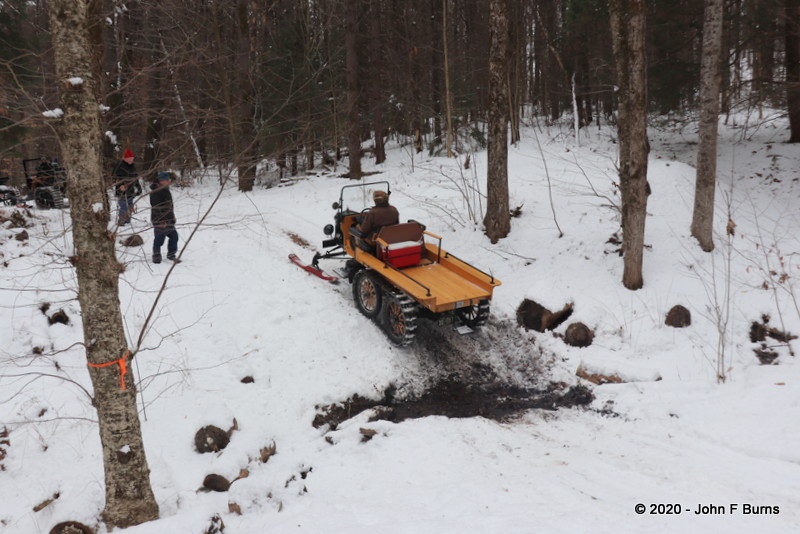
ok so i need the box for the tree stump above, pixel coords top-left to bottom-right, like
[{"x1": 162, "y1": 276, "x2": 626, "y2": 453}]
[
  {"x1": 121, "y1": 234, "x2": 144, "y2": 247},
  {"x1": 49, "y1": 522, "x2": 94, "y2": 534},
  {"x1": 665, "y1": 305, "x2": 691, "y2": 328},
  {"x1": 204, "y1": 513, "x2": 225, "y2": 534},
  {"x1": 203, "y1": 474, "x2": 231, "y2": 492},
  {"x1": 754, "y1": 348, "x2": 778, "y2": 365},
  {"x1": 516, "y1": 299, "x2": 573, "y2": 332},
  {"x1": 564, "y1": 322, "x2": 594, "y2": 347},
  {"x1": 195, "y1": 425, "x2": 230, "y2": 453},
  {"x1": 48, "y1": 309, "x2": 70, "y2": 325}
]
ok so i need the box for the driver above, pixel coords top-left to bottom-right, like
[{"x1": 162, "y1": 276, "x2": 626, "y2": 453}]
[
  {"x1": 33, "y1": 156, "x2": 55, "y2": 188},
  {"x1": 358, "y1": 190, "x2": 398, "y2": 247}
]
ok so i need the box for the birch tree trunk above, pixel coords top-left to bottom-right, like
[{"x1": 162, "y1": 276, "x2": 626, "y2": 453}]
[
  {"x1": 691, "y1": 0, "x2": 725, "y2": 252},
  {"x1": 484, "y1": 0, "x2": 511, "y2": 244},
  {"x1": 609, "y1": 0, "x2": 649, "y2": 290},
  {"x1": 48, "y1": 0, "x2": 159, "y2": 528}
]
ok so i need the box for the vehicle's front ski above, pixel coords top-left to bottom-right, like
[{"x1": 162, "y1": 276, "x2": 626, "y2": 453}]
[{"x1": 288, "y1": 253, "x2": 339, "y2": 283}]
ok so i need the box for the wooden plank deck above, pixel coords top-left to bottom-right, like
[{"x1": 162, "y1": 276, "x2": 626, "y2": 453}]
[{"x1": 344, "y1": 218, "x2": 501, "y2": 313}]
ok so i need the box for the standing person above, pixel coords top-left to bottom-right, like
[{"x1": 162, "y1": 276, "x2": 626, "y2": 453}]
[
  {"x1": 112, "y1": 148, "x2": 141, "y2": 225},
  {"x1": 149, "y1": 171, "x2": 179, "y2": 263}
]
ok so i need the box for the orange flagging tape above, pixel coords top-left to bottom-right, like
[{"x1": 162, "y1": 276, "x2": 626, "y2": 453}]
[{"x1": 88, "y1": 350, "x2": 130, "y2": 390}]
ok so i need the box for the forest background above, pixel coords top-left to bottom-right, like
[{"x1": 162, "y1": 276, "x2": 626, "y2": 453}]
[{"x1": 2, "y1": 0, "x2": 799, "y2": 186}]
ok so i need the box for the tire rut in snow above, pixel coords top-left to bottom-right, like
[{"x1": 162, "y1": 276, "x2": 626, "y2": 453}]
[
  {"x1": 313, "y1": 316, "x2": 593, "y2": 429},
  {"x1": 408, "y1": 316, "x2": 547, "y2": 393}
]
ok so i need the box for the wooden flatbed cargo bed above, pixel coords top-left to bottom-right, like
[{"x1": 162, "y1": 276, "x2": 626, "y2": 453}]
[{"x1": 352, "y1": 238, "x2": 500, "y2": 314}]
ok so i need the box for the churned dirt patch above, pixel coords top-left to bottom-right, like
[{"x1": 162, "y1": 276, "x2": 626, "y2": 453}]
[
  {"x1": 286, "y1": 231, "x2": 311, "y2": 248},
  {"x1": 313, "y1": 311, "x2": 594, "y2": 430},
  {"x1": 313, "y1": 379, "x2": 592, "y2": 429}
]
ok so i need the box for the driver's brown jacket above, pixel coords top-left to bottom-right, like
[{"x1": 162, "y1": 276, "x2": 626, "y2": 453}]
[{"x1": 359, "y1": 204, "x2": 399, "y2": 241}]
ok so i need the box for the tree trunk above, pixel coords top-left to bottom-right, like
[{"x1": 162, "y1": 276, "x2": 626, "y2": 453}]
[
  {"x1": 47, "y1": 0, "x2": 159, "y2": 529},
  {"x1": 431, "y1": 0, "x2": 443, "y2": 145},
  {"x1": 369, "y1": 1, "x2": 386, "y2": 164},
  {"x1": 103, "y1": 0, "x2": 136, "y2": 168},
  {"x1": 143, "y1": 51, "x2": 167, "y2": 179},
  {"x1": 484, "y1": 0, "x2": 511, "y2": 244},
  {"x1": 609, "y1": 0, "x2": 649, "y2": 290},
  {"x1": 345, "y1": 0, "x2": 362, "y2": 179},
  {"x1": 235, "y1": 0, "x2": 257, "y2": 191},
  {"x1": 787, "y1": 0, "x2": 800, "y2": 142},
  {"x1": 442, "y1": 0, "x2": 454, "y2": 157},
  {"x1": 508, "y1": 2, "x2": 522, "y2": 144},
  {"x1": 692, "y1": 0, "x2": 725, "y2": 252}
]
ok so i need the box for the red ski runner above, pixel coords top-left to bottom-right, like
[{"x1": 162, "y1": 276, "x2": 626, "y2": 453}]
[{"x1": 288, "y1": 253, "x2": 338, "y2": 283}]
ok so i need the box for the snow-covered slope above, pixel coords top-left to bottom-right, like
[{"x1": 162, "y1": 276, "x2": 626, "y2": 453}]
[{"x1": 1, "y1": 115, "x2": 798, "y2": 533}]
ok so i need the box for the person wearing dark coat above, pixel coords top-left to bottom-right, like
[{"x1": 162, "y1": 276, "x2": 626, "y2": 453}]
[
  {"x1": 358, "y1": 190, "x2": 399, "y2": 246},
  {"x1": 112, "y1": 148, "x2": 141, "y2": 225},
  {"x1": 34, "y1": 157, "x2": 55, "y2": 186},
  {"x1": 30, "y1": 156, "x2": 60, "y2": 197},
  {"x1": 150, "y1": 171, "x2": 179, "y2": 263}
]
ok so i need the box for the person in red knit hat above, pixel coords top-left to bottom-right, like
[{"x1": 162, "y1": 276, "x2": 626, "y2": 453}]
[{"x1": 112, "y1": 148, "x2": 141, "y2": 225}]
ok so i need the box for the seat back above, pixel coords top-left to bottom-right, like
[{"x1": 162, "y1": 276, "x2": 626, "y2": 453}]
[
  {"x1": 375, "y1": 222, "x2": 425, "y2": 268},
  {"x1": 375, "y1": 222, "x2": 424, "y2": 245}
]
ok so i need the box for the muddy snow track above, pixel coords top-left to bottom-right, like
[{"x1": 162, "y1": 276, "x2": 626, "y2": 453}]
[
  {"x1": 313, "y1": 296, "x2": 592, "y2": 427},
  {"x1": 403, "y1": 316, "x2": 549, "y2": 397}
]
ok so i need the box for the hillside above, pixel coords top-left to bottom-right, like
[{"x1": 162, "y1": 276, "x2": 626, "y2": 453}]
[{"x1": 1, "y1": 116, "x2": 799, "y2": 534}]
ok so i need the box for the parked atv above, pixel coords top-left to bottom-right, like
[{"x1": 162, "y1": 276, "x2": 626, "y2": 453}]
[
  {"x1": 0, "y1": 175, "x2": 20, "y2": 207},
  {"x1": 22, "y1": 157, "x2": 67, "y2": 209},
  {"x1": 306, "y1": 181, "x2": 501, "y2": 346}
]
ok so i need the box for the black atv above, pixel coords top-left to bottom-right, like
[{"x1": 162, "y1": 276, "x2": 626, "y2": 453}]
[{"x1": 0, "y1": 175, "x2": 20, "y2": 207}]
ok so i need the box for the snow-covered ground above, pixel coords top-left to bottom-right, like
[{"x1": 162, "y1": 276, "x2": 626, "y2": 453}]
[{"x1": 1, "y1": 113, "x2": 799, "y2": 534}]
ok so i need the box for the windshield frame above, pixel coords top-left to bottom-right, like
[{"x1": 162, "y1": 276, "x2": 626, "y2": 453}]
[{"x1": 338, "y1": 181, "x2": 391, "y2": 215}]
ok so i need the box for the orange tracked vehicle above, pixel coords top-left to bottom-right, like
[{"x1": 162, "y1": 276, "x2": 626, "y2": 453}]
[{"x1": 306, "y1": 181, "x2": 501, "y2": 346}]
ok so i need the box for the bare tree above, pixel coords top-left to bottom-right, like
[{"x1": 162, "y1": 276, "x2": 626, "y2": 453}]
[
  {"x1": 692, "y1": 0, "x2": 725, "y2": 252},
  {"x1": 787, "y1": 0, "x2": 800, "y2": 142},
  {"x1": 345, "y1": 0, "x2": 362, "y2": 179},
  {"x1": 442, "y1": 0, "x2": 455, "y2": 157},
  {"x1": 47, "y1": 0, "x2": 158, "y2": 528},
  {"x1": 484, "y1": 0, "x2": 511, "y2": 244},
  {"x1": 609, "y1": 0, "x2": 650, "y2": 290},
  {"x1": 369, "y1": 0, "x2": 386, "y2": 164}
]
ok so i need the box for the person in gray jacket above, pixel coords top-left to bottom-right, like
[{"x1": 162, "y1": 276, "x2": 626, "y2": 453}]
[{"x1": 149, "y1": 171, "x2": 178, "y2": 263}]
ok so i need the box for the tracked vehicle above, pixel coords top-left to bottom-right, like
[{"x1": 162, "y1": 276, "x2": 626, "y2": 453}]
[
  {"x1": 307, "y1": 181, "x2": 501, "y2": 346},
  {"x1": 22, "y1": 158, "x2": 67, "y2": 209},
  {"x1": 0, "y1": 175, "x2": 19, "y2": 207}
]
